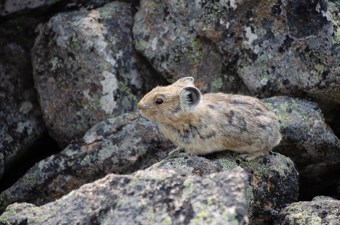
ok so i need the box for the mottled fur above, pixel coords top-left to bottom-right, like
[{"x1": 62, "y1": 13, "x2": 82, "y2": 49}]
[{"x1": 137, "y1": 77, "x2": 281, "y2": 160}]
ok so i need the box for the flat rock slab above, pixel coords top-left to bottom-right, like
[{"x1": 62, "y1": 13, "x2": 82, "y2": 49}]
[{"x1": 0, "y1": 167, "x2": 249, "y2": 225}]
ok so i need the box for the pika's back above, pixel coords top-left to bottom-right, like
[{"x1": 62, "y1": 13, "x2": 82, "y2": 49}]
[{"x1": 200, "y1": 93, "x2": 274, "y2": 121}]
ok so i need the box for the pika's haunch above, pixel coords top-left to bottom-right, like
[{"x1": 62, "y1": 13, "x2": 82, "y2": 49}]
[{"x1": 137, "y1": 77, "x2": 281, "y2": 160}]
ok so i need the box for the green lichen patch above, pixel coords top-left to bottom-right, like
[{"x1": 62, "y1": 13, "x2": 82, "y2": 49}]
[
  {"x1": 134, "y1": 39, "x2": 148, "y2": 52},
  {"x1": 187, "y1": 39, "x2": 205, "y2": 65},
  {"x1": 278, "y1": 200, "x2": 340, "y2": 225},
  {"x1": 210, "y1": 77, "x2": 223, "y2": 92}
]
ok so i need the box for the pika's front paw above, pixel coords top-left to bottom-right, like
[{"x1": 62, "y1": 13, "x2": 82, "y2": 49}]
[
  {"x1": 168, "y1": 147, "x2": 185, "y2": 157},
  {"x1": 238, "y1": 151, "x2": 268, "y2": 161}
]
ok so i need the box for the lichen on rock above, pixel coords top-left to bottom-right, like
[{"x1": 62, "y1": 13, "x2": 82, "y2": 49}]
[
  {"x1": 31, "y1": 2, "x2": 156, "y2": 147},
  {"x1": 0, "y1": 167, "x2": 249, "y2": 225},
  {"x1": 263, "y1": 96, "x2": 340, "y2": 198},
  {"x1": 276, "y1": 199, "x2": 340, "y2": 224},
  {"x1": 0, "y1": 113, "x2": 172, "y2": 213},
  {"x1": 149, "y1": 151, "x2": 298, "y2": 224}
]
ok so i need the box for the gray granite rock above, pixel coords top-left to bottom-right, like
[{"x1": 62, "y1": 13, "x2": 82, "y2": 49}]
[
  {"x1": 276, "y1": 199, "x2": 340, "y2": 225},
  {"x1": 133, "y1": 0, "x2": 250, "y2": 94},
  {"x1": 149, "y1": 151, "x2": 299, "y2": 224},
  {"x1": 0, "y1": 167, "x2": 249, "y2": 225},
  {"x1": 263, "y1": 96, "x2": 340, "y2": 197},
  {"x1": 133, "y1": 0, "x2": 339, "y2": 103},
  {"x1": 32, "y1": 2, "x2": 157, "y2": 147},
  {"x1": 0, "y1": 17, "x2": 46, "y2": 180},
  {"x1": 234, "y1": 0, "x2": 340, "y2": 104},
  {"x1": 0, "y1": 113, "x2": 172, "y2": 213},
  {"x1": 0, "y1": 0, "x2": 129, "y2": 16}
]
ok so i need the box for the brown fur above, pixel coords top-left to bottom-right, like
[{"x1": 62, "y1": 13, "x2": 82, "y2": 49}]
[{"x1": 137, "y1": 77, "x2": 282, "y2": 160}]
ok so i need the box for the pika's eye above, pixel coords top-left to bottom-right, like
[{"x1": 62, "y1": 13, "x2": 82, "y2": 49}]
[{"x1": 155, "y1": 98, "x2": 163, "y2": 105}]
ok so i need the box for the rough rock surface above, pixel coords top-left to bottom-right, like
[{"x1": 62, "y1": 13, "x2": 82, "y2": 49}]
[
  {"x1": 263, "y1": 96, "x2": 340, "y2": 197},
  {"x1": 133, "y1": 0, "x2": 339, "y2": 103},
  {"x1": 149, "y1": 151, "x2": 299, "y2": 224},
  {"x1": 234, "y1": 0, "x2": 340, "y2": 103},
  {"x1": 0, "y1": 0, "x2": 339, "y2": 224},
  {"x1": 276, "y1": 199, "x2": 340, "y2": 224},
  {"x1": 0, "y1": 17, "x2": 45, "y2": 180},
  {"x1": 0, "y1": 113, "x2": 172, "y2": 213},
  {"x1": 0, "y1": 0, "x2": 126, "y2": 17},
  {"x1": 0, "y1": 0, "x2": 59, "y2": 16},
  {"x1": 133, "y1": 0, "x2": 251, "y2": 94},
  {"x1": 0, "y1": 167, "x2": 249, "y2": 225},
  {"x1": 32, "y1": 1, "x2": 157, "y2": 147}
]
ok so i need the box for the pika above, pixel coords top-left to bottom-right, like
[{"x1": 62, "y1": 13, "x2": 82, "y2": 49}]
[{"x1": 137, "y1": 77, "x2": 281, "y2": 160}]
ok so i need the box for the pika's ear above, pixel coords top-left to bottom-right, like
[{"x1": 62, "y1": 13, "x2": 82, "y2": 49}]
[
  {"x1": 174, "y1": 77, "x2": 195, "y2": 87},
  {"x1": 180, "y1": 86, "x2": 201, "y2": 109}
]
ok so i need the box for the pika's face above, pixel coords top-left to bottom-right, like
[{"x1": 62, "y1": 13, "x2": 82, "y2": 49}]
[
  {"x1": 138, "y1": 77, "x2": 202, "y2": 124},
  {"x1": 137, "y1": 86, "x2": 183, "y2": 124}
]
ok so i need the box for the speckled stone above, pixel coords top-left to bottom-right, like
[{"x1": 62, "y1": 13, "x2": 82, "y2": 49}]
[
  {"x1": 133, "y1": 0, "x2": 250, "y2": 94},
  {"x1": 0, "y1": 17, "x2": 46, "y2": 180},
  {"x1": 149, "y1": 150, "x2": 299, "y2": 225},
  {"x1": 0, "y1": 167, "x2": 249, "y2": 225},
  {"x1": 0, "y1": 113, "x2": 172, "y2": 213},
  {"x1": 263, "y1": 96, "x2": 340, "y2": 197},
  {"x1": 133, "y1": 0, "x2": 339, "y2": 104},
  {"x1": 32, "y1": 2, "x2": 157, "y2": 147},
  {"x1": 276, "y1": 199, "x2": 340, "y2": 225}
]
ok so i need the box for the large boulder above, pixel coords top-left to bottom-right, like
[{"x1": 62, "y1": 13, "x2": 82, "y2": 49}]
[
  {"x1": 0, "y1": 17, "x2": 46, "y2": 181},
  {"x1": 133, "y1": 0, "x2": 251, "y2": 94},
  {"x1": 149, "y1": 151, "x2": 299, "y2": 224},
  {"x1": 0, "y1": 113, "x2": 172, "y2": 213},
  {"x1": 0, "y1": 167, "x2": 249, "y2": 225},
  {"x1": 234, "y1": 0, "x2": 340, "y2": 104},
  {"x1": 133, "y1": 0, "x2": 339, "y2": 103},
  {"x1": 32, "y1": 1, "x2": 158, "y2": 147},
  {"x1": 263, "y1": 96, "x2": 340, "y2": 198}
]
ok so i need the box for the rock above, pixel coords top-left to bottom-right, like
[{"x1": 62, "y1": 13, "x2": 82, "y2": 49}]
[
  {"x1": 0, "y1": 17, "x2": 46, "y2": 181},
  {"x1": 1, "y1": 0, "x2": 56, "y2": 16},
  {"x1": 263, "y1": 96, "x2": 340, "y2": 198},
  {"x1": 0, "y1": 0, "x2": 129, "y2": 17},
  {"x1": 234, "y1": 0, "x2": 340, "y2": 104},
  {"x1": 0, "y1": 167, "x2": 249, "y2": 225},
  {"x1": 32, "y1": 1, "x2": 157, "y2": 147},
  {"x1": 337, "y1": 179, "x2": 340, "y2": 198},
  {"x1": 149, "y1": 151, "x2": 299, "y2": 224},
  {"x1": 133, "y1": 0, "x2": 339, "y2": 104},
  {"x1": 276, "y1": 199, "x2": 340, "y2": 224},
  {"x1": 0, "y1": 97, "x2": 45, "y2": 180},
  {"x1": 149, "y1": 152, "x2": 222, "y2": 176},
  {"x1": 0, "y1": 112, "x2": 172, "y2": 213},
  {"x1": 312, "y1": 195, "x2": 336, "y2": 201},
  {"x1": 133, "y1": 0, "x2": 250, "y2": 94}
]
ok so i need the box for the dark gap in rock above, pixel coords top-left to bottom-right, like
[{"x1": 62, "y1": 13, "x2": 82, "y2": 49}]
[
  {"x1": 0, "y1": 132, "x2": 61, "y2": 192},
  {"x1": 299, "y1": 167, "x2": 340, "y2": 201},
  {"x1": 324, "y1": 105, "x2": 340, "y2": 140},
  {"x1": 299, "y1": 181, "x2": 340, "y2": 201}
]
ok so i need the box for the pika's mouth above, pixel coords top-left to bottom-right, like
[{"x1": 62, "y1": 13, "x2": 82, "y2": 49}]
[
  {"x1": 137, "y1": 102, "x2": 146, "y2": 111},
  {"x1": 136, "y1": 105, "x2": 148, "y2": 118}
]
